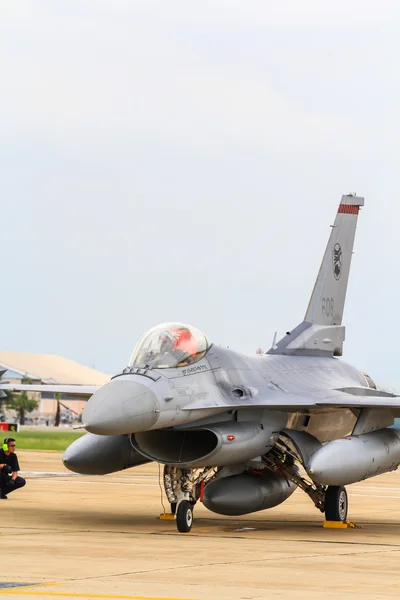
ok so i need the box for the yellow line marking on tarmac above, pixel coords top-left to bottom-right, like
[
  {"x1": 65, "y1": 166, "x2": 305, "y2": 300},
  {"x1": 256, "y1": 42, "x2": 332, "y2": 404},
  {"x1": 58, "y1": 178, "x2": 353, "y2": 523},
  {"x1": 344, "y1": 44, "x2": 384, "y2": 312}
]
[{"x1": 0, "y1": 592, "x2": 195, "y2": 599}]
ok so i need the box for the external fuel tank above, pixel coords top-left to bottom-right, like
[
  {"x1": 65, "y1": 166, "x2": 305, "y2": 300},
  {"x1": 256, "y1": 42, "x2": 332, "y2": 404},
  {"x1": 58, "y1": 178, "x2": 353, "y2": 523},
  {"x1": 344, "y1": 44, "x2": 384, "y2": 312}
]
[
  {"x1": 307, "y1": 428, "x2": 400, "y2": 486},
  {"x1": 202, "y1": 469, "x2": 297, "y2": 516}
]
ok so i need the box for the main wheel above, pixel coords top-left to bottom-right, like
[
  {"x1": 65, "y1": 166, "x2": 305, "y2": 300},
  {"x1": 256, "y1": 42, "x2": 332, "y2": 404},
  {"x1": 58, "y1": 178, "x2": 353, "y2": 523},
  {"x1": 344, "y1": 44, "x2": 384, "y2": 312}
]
[
  {"x1": 176, "y1": 500, "x2": 193, "y2": 533},
  {"x1": 325, "y1": 485, "x2": 348, "y2": 522},
  {"x1": 170, "y1": 502, "x2": 177, "y2": 515}
]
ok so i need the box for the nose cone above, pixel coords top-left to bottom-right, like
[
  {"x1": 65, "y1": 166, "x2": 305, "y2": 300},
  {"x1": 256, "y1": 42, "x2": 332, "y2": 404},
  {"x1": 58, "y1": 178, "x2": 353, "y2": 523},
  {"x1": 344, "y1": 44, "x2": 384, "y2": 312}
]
[{"x1": 83, "y1": 378, "x2": 159, "y2": 435}]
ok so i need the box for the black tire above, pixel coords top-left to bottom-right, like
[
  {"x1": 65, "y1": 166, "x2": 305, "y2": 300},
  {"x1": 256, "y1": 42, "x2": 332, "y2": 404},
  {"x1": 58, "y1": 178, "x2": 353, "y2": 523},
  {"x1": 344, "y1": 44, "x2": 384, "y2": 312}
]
[
  {"x1": 325, "y1": 486, "x2": 348, "y2": 522},
  {"x1": 170, "y1": 502, "x2": 177, "y2": 515},
  {"x1": 176, "y1": 500, "x2": 193, "y2": 533}
]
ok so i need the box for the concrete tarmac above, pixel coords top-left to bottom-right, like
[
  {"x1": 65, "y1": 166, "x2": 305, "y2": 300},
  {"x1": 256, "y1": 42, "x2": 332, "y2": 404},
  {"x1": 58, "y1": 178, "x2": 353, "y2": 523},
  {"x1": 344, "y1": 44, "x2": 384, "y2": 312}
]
[{"x1": 1, "y1": 451, "x2": 400, "y2": 599}]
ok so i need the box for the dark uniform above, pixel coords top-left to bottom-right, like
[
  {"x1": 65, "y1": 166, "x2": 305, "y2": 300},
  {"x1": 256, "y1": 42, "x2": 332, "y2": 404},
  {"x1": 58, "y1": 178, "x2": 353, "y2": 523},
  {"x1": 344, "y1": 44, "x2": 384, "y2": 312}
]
[{"x1": 0, "y1": 448, "x2": 26, "y2": 499}]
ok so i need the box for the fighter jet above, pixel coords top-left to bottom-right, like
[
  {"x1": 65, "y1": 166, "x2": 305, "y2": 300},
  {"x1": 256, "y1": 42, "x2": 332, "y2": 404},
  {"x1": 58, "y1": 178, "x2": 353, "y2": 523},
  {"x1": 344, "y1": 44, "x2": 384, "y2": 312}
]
[{"x1": 3, "y1": 194, "x2": 400, "y2": 533}]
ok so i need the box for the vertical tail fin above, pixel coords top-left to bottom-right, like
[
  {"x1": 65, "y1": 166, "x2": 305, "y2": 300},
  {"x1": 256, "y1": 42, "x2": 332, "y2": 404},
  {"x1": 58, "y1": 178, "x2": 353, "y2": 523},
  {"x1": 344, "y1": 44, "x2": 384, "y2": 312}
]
[
  {"x1": 305, "y1": 194, "x2": 364, "y2": 326},
  {"x1": 268, "y1": 194, "x2": 364, "y2": 356}
]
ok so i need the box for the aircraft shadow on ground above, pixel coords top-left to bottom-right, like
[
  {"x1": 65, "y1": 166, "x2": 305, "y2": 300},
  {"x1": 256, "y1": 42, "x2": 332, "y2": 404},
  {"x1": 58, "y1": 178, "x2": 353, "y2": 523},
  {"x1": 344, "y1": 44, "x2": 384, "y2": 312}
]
[{"x1": 9, "y1": 502, "x2": 400, "y2": 538}]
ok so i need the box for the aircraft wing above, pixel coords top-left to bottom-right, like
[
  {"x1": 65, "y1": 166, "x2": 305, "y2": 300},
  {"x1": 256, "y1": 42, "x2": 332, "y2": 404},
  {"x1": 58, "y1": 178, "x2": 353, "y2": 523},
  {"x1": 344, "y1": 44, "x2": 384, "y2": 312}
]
[
  {"x1": 0, "y1": 382, "x2": 99, "y2": 398},
  {"x1": 184, "y1": 388, "x2": 400, "y2": 412}
]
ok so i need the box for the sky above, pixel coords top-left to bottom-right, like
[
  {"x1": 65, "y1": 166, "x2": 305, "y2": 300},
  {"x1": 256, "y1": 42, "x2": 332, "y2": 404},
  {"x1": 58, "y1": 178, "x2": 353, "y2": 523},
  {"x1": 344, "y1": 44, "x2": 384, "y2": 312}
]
[{"x1": 1, "y1": 1, "x2": 400, "y2": 387}]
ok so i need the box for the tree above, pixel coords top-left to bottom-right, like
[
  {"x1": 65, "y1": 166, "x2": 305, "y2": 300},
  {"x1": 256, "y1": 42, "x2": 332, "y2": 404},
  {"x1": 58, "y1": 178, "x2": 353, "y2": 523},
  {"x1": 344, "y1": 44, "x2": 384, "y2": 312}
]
[
  {"x1": 5, "y1": 391, "x2": 39, "y2": 425},
  {"x1": 54, "y1": 393, "x2": 61, "y2": 427}
]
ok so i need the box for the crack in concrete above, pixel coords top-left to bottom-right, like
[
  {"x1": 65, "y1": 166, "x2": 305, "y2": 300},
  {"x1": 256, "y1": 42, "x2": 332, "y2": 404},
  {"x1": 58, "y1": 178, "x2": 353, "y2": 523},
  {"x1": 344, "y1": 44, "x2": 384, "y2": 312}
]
[
  {"x1": 4, "y1": 526, "x2": 400, "y2": 549},
  {"x1": 62, "y1": 547, "x2": 400, "y2": 582}
]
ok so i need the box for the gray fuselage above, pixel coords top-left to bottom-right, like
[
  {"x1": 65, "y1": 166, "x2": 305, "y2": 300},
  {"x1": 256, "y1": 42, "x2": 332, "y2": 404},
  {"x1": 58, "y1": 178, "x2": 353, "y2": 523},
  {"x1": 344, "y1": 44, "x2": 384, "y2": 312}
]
[{"x1": 82, "y1": 345, "x2": 369, "y2": 443}]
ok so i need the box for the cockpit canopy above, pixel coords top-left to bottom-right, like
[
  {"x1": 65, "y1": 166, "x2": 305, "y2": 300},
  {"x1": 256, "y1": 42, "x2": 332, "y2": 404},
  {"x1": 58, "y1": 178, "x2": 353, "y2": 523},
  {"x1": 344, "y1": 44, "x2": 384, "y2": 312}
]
[{"x1": 129, "y1": 323, "x2": 209, "y2": 369}]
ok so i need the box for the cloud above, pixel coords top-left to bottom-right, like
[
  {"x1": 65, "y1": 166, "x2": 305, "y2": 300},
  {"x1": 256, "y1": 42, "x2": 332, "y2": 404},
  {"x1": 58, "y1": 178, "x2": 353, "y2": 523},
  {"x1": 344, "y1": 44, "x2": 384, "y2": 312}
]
[
  {"x1": 0, "y1": 16, "x2": 363, "y2": 164},
  {"x1": 0, "y1": 1, "x2": 399, "y2": 382}
]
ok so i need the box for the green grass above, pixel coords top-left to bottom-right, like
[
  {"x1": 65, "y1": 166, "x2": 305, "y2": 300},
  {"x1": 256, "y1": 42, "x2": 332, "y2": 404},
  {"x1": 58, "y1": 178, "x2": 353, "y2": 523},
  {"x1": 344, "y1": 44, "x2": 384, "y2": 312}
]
[{"x1": 12, "y1": 431, "x2": 85, "y2": 451}]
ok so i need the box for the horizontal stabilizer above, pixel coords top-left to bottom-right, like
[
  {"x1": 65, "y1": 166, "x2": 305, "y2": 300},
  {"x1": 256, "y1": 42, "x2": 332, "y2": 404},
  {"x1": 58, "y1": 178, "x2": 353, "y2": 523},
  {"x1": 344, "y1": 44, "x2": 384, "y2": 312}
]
[
  {"x1": 318, "y1": 396, "x2": 400, "y2": 409},
  {"x1": 335, "y1": 386, "x2": 398, "y2": 398}
]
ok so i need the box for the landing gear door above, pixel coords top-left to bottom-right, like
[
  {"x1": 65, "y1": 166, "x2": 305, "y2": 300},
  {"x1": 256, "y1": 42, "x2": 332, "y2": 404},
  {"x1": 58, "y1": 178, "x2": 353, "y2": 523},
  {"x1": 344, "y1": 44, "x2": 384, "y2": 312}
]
[{"x1": 281, "y1": 429, "x2": 323, "y2": 469}]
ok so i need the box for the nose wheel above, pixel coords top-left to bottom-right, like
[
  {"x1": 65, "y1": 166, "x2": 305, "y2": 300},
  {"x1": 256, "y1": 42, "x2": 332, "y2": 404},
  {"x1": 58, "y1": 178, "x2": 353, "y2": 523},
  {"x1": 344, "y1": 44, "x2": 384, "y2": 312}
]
[
  {"x1": 163, "y1": 465, "x2": 218, "y2": 533},
  {"x1": 176, "y1": 500, "x2": 194, "y2": 533},
  {"x1": 325, "y1": 485, "x2": 348, "y2": 522}
]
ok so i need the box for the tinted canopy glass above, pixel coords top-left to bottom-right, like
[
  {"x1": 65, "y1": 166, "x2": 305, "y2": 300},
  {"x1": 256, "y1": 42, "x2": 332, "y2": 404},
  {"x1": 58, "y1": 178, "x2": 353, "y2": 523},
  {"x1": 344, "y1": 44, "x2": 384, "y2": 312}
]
[{"x1": 129, "y1": 323, "x2": 209, "y2": 369}]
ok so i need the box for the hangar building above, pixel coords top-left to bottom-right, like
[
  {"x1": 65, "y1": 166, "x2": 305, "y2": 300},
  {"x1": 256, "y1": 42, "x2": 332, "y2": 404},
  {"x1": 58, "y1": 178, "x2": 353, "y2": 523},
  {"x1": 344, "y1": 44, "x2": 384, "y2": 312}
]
[{"x1": 0, "y1": 352, "x2": 109, "y2": 424}]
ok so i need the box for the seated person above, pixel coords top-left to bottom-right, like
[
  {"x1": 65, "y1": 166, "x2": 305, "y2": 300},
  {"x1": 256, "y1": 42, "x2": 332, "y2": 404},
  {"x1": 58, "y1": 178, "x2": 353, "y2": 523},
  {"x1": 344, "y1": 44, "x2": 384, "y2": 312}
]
[{"x1": 0, "y1": 438, "x2": 26, "y2": 499}]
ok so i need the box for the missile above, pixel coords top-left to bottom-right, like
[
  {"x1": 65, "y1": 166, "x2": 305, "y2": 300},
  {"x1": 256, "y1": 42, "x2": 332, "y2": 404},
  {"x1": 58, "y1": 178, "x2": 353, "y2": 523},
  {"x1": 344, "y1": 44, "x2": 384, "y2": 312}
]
[{"x1": 307, "y1": 428, "x2": 400, "y2": 486}]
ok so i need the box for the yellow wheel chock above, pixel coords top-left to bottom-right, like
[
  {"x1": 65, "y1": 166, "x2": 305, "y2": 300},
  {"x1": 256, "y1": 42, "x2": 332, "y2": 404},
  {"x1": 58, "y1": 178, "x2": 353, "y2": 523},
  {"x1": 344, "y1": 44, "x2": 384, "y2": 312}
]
[
  {"x1": 323, "y1": 520, "x2": 360, "y2": 529},
  {"x1": 158, "y1": 512, "x2": 175, "y2": 521}
]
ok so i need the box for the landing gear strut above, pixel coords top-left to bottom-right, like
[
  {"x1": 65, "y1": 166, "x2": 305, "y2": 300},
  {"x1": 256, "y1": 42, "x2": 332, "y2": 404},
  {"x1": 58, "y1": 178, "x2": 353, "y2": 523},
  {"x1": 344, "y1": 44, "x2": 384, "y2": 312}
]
[
  {"x1": 163, "y1": 465, "x2": 217, "y2": 532},
  {"x1": 263, "y1": 439, "x2": 349, "y2": 524}
]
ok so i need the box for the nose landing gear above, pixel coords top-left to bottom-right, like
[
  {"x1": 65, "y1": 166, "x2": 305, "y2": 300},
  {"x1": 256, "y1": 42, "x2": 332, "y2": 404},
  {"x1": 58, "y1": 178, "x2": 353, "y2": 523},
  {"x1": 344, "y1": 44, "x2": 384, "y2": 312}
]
[
  {"x1": 176, "y1": 500, "x2": 194, "y2": 533},
  {"x1": 163, "y1": 465, "x2": 217, "y2": 533}
]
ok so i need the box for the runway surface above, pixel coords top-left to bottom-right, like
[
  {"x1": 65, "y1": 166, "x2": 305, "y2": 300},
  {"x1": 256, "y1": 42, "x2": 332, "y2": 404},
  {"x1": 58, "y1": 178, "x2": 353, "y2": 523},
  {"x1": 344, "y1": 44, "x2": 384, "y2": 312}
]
[{"x1": 1, "y1": 451, "x2": 400, "y2": 599}]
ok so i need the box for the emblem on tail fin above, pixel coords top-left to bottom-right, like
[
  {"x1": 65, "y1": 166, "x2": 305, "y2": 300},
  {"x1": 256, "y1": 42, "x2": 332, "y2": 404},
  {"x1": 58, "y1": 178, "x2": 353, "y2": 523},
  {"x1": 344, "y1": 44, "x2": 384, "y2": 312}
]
[{"x1": 333, "y1": 243, "x2": 342, "y2": 280}]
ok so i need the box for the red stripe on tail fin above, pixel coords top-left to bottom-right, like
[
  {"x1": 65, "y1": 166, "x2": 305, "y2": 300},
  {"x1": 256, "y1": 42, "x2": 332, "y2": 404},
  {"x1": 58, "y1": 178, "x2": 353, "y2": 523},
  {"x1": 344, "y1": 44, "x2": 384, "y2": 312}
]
[{"x1": 338, "y1": 204, "x2": 359, "y2": 215}]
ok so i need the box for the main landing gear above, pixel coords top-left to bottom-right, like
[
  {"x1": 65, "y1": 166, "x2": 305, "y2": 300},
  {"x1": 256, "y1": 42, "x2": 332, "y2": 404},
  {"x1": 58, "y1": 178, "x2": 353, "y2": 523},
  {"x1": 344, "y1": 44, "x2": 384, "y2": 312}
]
[
  {"x1": 163, "y1": 465, "x2": 217, "y2": 533},
  {"x1": 325, "y1": 485, "x2": 348, "y2": 522},
  {"x1": 263, "y1": 440, "x2": 351, "y2": 526}
]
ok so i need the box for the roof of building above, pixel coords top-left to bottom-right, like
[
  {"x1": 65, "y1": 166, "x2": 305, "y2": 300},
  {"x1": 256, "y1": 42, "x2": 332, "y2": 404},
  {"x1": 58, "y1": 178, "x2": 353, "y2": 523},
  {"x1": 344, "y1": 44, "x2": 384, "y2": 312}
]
[{"x1": 0, "y1": 352, "x2": 110, "y2": 385}]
